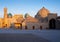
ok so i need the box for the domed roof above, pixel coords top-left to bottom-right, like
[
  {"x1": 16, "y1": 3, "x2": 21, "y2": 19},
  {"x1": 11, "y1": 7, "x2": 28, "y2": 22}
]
[
  {"x1": 25, "y1": 13, "x2": 30, "y2": 18},
  {"x1": 38, "y1": 7, "x2": 50, "y2": 18},
  {"x1": 8, "y1": 13, "x2": 12, "y2": 18}
]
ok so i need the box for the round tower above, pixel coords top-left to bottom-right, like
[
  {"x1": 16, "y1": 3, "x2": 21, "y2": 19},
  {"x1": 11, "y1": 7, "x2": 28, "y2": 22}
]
[{"x1": 4, "y1": 8, "x2": 7, "y2": 18}]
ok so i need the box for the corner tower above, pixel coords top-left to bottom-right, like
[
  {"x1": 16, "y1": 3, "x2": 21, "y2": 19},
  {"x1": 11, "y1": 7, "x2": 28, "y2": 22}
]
[{"x1": 4, "y1": 8, "x2": 7, "y2": 18}]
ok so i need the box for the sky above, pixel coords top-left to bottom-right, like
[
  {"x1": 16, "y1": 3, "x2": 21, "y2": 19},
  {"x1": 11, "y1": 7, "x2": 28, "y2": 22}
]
[{"x1": 0, "y1": 0, "x2": 60, "y2": 18}]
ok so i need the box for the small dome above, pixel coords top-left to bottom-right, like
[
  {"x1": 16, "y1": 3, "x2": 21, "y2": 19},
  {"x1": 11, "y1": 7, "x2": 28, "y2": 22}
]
[
  {"x1": 8, "y1": 13, "x2": 12, "y2": 18},
  {"x1": 25, "y1": 13, "x2": 30, "y2": 18},
  {"x1": 38, "y1": 7, "x2": 50, "y2": 18}
]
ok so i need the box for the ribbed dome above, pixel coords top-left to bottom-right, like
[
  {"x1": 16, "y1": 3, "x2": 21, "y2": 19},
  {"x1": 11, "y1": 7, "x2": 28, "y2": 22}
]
[
  {"x1": 8, "y1": 13, "x2": 12, "y2": 18},
  {"x1": 38, "y1": 7, "x2": 50, "y2": 18}
]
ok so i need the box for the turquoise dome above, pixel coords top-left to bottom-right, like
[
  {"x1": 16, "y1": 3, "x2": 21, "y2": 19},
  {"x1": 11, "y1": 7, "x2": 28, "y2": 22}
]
[{"x1": 8, "y1": 13, "x2": 12, "y2": 18}]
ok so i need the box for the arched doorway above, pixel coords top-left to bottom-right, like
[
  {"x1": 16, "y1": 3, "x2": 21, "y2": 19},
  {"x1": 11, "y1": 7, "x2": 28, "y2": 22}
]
[
  {"x1": 49, "y1": 19, "x2": 56, "y2": 29},
  {"x1": 40, "y1": 26, "x2": 42, "y2": 30},
  {"x1": 20, "y1": 24, "x2": 22, "y2": 30},
  {"x1": 32, "y1": 26, "x2": 35, "y2": 30},
  {"x1": 25, "y1": 26, "x2": 27, "y2": 30},
  {"x1": 3, "y1": 24, "x2": 7, "y2": 28}
]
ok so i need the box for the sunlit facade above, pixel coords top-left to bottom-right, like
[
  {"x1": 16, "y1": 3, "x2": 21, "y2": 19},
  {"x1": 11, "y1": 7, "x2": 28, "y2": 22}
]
[
  {"x1": 0, "y1": 7, "x2": 60, "y2": 29},
  {"x1": 35, "y1": 7, "x2": 60, "y2": 29},
  {"x1": 0, "y1": 8, "x2": 24, "y2": 28}
]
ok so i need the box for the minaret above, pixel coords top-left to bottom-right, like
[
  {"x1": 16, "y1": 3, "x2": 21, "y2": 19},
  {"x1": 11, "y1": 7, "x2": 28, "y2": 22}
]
[{"x1": 4, "y1": 8, "x2": 7, "y2": 18}]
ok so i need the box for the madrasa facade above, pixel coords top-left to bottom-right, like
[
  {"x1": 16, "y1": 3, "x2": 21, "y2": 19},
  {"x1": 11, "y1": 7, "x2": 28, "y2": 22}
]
[{"x1": 0, "y1": 7, "x2": 60, "y2": 30}]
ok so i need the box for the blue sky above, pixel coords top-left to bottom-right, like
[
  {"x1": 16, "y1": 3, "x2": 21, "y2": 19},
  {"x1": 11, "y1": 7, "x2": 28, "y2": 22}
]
[{"x1": 0, "y1": 0, "x2": 60, "y2": 18}]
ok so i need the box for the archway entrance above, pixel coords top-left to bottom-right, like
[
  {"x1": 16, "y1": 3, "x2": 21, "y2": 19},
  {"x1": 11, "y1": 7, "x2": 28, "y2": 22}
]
[
  {"x1": 40, "y1": 26, "x2": 42, "y2": 30},
  {"x1": 32, "y1": 26, "x2": 35, "y2": 30},
  {"x1": 49, "y1": 19, "x2": 56, "y2": 29},
  {"x1": 20, "y1": 24, "x2": 22, "y2": 30},
  {"x1": 25, "y1": 26, "x2": 27, "y2": 30}
]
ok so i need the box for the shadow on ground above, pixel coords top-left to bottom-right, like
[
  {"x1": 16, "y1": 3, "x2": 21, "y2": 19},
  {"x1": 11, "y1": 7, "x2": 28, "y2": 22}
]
[{"x1": 0, "y1": 33, "x2": 50, "y2": 42}]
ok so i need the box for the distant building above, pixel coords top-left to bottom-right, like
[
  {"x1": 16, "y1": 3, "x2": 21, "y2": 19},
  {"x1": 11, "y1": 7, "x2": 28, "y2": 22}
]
[{"x1": 0, "y1": 7, "x2": 60, "y2": 29}]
